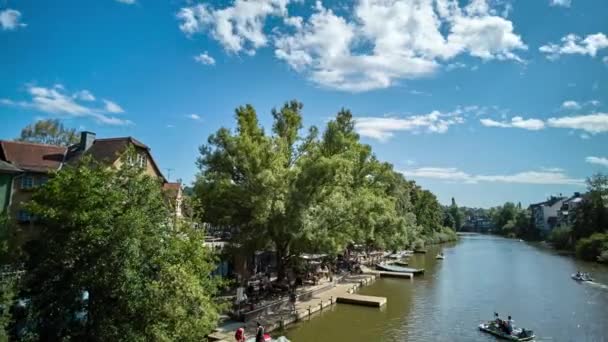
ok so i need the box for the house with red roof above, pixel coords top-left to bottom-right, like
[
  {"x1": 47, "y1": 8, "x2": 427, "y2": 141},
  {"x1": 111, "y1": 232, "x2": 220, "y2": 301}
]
[{"x1": 0, "y1": 132, "x2": 183, "y2": 245}]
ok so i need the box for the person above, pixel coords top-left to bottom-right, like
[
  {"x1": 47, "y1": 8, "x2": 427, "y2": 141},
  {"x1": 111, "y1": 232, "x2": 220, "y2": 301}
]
[
  {"x1": 506, "y1": 315, "x2": 514, "y2": 335},
  {"x1": 289, "y1": 288, "x2": 297, "y2": 313},
  {"x1": 234, "y1": 326, "x2": 246, "y2": 342},
  {"x1": 255, "y1": 322, "x2": 265, "y2": 342}
]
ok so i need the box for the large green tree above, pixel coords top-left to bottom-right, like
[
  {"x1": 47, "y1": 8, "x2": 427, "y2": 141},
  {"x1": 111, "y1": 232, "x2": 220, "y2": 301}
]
[
  {"x1": 21, "y1": 154, "x2": 224, "y2": 341},
  {"x1": 16, "y1": 119, "x2": 79, "y2": 146},
  {"x1": 195, "y1": 102, "x2": 421, "y2": 279}
]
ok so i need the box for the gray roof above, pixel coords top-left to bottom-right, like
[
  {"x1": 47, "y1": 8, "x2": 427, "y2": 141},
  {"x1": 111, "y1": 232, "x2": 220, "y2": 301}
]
[{"x1": 0, "y1": 160, "x2": 22, "y2": 173}]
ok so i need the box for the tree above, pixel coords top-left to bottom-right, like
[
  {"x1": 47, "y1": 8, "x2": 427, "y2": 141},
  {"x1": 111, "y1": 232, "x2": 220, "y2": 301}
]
[
  {"x1": 449, "y1": 197, "x2": 463, "y2": 230},
  {"x1": 16, "y1": 119, "x2": 79, "y2": 146},
  {"x1": 573, "y1": 174, "x2": 608, "y2": 241},
  {"x1": 0, "y1": 214, "x2": 16, "y2": 341},
  {"x1": 21, "y1": 154, "x2": 224, "y2": 341},
  {"x1": 195, "y1": 102, "x2": 425, "y2": 280}
]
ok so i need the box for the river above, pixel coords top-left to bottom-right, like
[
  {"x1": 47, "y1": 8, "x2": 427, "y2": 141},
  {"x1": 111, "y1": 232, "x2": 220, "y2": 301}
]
[{"x1": 284, "y1": 234, "x2": 608, "y2": 341}]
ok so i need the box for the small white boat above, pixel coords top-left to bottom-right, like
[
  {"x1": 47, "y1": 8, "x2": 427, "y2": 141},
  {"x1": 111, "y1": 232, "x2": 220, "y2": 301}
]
[
  {"x1": 571, "y1": 273, "x2": 593, "y2": 282},
  {"x1": 436, "y1": 253, "x2": 445, "y2": 260}
]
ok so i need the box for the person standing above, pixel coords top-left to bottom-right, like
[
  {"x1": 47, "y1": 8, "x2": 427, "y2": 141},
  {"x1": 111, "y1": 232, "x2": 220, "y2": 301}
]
[{"x1": 255, "y1": 322, "x2": 265, "y2": 342}]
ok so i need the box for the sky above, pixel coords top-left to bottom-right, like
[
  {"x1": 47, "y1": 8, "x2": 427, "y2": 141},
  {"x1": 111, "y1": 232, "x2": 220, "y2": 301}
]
[{"x1": 1, "y1": 0, "x2": 608, "y2": 208}]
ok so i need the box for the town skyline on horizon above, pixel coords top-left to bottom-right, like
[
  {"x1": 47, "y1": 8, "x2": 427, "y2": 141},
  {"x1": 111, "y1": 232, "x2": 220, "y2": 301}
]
[{"x1": 2, "y1": 0, "x2": 608, "y2": 208}]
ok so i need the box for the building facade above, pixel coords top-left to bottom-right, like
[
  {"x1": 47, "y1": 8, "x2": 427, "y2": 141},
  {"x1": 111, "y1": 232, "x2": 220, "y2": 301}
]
[{"x1": 529, "y1": 196, "x2": 567, "y2": 233}]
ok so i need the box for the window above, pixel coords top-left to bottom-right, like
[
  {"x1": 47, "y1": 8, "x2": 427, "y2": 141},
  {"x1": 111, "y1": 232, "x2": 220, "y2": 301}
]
[
  {"x1": 137, "y1": 154, "x2": 147, "y2": 168},
  {"x1": 37, "y1": 176, "x2": 49, "y2": 186},
  {"x1": 21, "y1": 175, "x2": 34, "y2": 189},
  {"x1": 17, "y1": 210, "x2": 31, "y2": 222}
]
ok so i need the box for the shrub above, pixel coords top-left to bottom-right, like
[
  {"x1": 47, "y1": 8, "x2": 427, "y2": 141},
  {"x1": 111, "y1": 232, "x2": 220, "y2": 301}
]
[
  {"x1": 575, "y1": 233, "x2": 608, "y2": 261},
  {"x1": 548, "y1": 225, "x2": 572, "y2": 250}
]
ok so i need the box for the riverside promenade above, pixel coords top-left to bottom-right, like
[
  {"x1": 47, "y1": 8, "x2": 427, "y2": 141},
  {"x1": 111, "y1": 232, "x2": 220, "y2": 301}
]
[{"x1": 208, "y1": 273, "x2": 379, "y2": 341}]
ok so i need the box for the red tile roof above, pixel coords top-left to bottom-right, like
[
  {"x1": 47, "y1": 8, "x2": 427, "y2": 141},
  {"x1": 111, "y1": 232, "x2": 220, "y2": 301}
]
[{"x1": 0, "y1": 140, "x2": 66, "y2": 173}]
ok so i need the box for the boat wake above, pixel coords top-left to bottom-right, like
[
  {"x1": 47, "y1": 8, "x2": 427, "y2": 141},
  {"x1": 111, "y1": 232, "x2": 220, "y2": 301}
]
[{"x1": 586, "y1": 281, "x2": 608, "y2": 291}]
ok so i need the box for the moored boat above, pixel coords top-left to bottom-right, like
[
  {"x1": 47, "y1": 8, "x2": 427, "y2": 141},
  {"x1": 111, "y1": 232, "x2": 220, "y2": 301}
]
[
  {"x1": 479, "y1": 322, "x2": 535, "y2": 341},
  {"x1": 376, "y1": 263, "x2": 424, "y2": 275},
  {"x1": 436, "y1": 253, "x2": 445, "y2": 260}
]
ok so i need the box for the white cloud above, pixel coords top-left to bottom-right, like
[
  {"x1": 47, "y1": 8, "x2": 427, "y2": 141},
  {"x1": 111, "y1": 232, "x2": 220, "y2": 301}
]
[
  {"x1": 177, "y1": 0, "x2": 290, "y2": 54},
  {"x1": 401, "y1": 167, "x2": 584, "y2": 185},
  {"x1": 103, "y1": 100, "x2": 124, "y2": 113},
  {"x1": 549, "y1": 0, "x2": 571, "y2": 7},
  {"x1": 179, "y1": 0, "x2": 526, "y2": 92},
  {"x1": 561, "y1": 100, "x2": 580, "y2": 110},
  {"x1": 0, "y1": 9, "x2": 26, "y2": 30},
  {"x1": 73, "y1": 90, "x2": 96, "y2": 102},
  {"x1": 0, "y1": 84, "x2": 131, "y2": 125},
  {"x1": 274, "y1": 0, "x2": 526, "y2": 91},
  {"x1": 116, "y1": 0, "x2": 136, "y2": 4},
  {"x1": 479, "y1": 116, "x2": 545, "y2": 130},
  {"x1": 187, "y1": 114, "x2": 202, "y2": 121},
  {"x1": 355, "y1": 110, "x2": 464, "y2": 141},
  {"x1": 585, "y1": 156, "x2": 608, "y2": 168},
  {"x1": 547, "y1": 113, "x2": 608, "y2": 134},
  {"x1": 540, "y1": 33, "x2": 608, "y2": 59},
  {"x1": 194, "y1": 52, "x2": 216, "y2": 65}
]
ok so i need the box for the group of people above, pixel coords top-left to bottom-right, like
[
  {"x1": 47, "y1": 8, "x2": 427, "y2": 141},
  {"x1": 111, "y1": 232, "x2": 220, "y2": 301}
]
[
  {"x1": 235, "y1": 322, "x2": 267, "y2": 342},
  {"x1": 575, "y1": 271, "x2": 592, "y2": 280},
  {"x1": 493, "y1": 312, "x2": 515, "y2": 335}
]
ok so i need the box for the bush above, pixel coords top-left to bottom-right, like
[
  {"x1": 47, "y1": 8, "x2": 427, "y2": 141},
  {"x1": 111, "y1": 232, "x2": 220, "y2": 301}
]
[
  {"x1": 548, "y1": 225, "x2": 572, "y2": 250},
  {"x1": 598, "y1": 250, "x2": 608, "y2": 264},
  {"x1": 413, "y1": 238, "x2": 425, "y2": 250},
  {"x1": 575, "y1": 233, "x2": 608, "y2": 261}
]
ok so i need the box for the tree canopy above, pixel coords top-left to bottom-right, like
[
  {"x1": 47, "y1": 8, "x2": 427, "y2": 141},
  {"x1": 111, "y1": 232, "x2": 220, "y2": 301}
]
[
  {"x1": 194, "y1": 101, "x2": 453, "y2": 279},
  {"x1": 16, "y1": 119, "x2": 79, "y2": 146},
  {"x1": 20, "y1": 153, "x2": 224, "y2": 341}
]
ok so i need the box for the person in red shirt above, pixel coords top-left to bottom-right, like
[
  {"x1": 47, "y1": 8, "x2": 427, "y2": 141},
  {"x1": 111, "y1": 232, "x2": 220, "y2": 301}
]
[{"x1": 234, "y1": 326, "x2": 246, "y2": 342}]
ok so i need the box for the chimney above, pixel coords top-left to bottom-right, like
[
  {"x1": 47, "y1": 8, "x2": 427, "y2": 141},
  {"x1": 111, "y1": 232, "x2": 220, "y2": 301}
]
[{"x1": 80, "y1": 131, "x2": 96, "y2": 151}]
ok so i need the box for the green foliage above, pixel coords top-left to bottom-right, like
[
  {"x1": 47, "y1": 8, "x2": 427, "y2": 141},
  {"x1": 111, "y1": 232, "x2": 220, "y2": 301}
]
[
  {"x1": 548, "y1": 225, "x2": 573, "y2": 250},
  {"x1": 449, "y1": 197, "x2": 463, "y2": 230},
  {"x1": 194, "y1": 101, "x2": 443, "y2": 278},
  {"x1": 575, "y1": 233, "x2": 608, "y2": 261},
  {"x1": 1, "y1": 214, "x2": 15, "y2": 341},
  {"x1": 21, "y1": 154, "x2": 224, "y2": 341},
  {"x1": 16, "y1": 119, "x2": 79, "y2": 146}
]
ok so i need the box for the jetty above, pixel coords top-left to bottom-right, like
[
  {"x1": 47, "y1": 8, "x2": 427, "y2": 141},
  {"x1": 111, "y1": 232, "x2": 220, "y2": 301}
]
[{"x1": 337, "y1": 293, "x2": 387, "y2": 307}]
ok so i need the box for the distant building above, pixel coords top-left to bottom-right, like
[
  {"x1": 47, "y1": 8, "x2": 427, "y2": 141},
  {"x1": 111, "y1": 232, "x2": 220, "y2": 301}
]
[
  {"x1": 557, "y1": 192, "x2": 584, "y2": 226},
  {"x1": 529, "y1": 196, "x2": 567, "y2": 233}
]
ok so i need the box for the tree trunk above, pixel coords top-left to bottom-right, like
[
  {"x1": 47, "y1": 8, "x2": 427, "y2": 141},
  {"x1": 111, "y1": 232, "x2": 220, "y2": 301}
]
[{"x1": 275, "y1": 241, "x2": 290, "y2": 281}]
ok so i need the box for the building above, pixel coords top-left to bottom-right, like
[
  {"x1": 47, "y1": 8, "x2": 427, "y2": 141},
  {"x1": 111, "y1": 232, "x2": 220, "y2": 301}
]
[
  {"x1": 557, "y1": 192, "x2": 583, "y2": 226},
  {"x1": 0, "y1": 132, "x2": 180, "y2": 244},
  {"x1": 529, "y1": 196, "x2": 567, "y2": 233}
]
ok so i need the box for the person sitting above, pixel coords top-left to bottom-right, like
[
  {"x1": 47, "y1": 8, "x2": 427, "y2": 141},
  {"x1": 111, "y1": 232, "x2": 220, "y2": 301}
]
[{"x1": 506, "y1": 316, "x2": 514, "y2": 335}]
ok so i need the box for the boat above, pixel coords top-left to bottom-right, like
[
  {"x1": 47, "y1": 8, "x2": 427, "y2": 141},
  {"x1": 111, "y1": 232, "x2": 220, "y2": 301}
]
[
  {"x1": 393, "y1": 261, "x2": 409, "y2": 266},
  {"x1": 479, "y1": 322, "x2": 535, "y2": 341},
  {"x1": 571, "y1": 273, "x2": 593, "y2": 282},
  {"x1": 376, "y1": 263, "x2": 424, "y2": 275},
  {"x1": 436, "y1": 254, "x2": 445, "y2": 260},
  {"x1": 413, "y1": 249, "x2": 427, "y2": 254},
  {"x1": 245, "y1": 334, "x2": 290, "y2": 342}
]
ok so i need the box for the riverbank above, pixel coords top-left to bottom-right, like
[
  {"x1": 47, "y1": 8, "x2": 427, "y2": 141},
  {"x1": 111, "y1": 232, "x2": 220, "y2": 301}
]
[{"x1": 208, "y1": 273, "x2": 378, "y2": 341}]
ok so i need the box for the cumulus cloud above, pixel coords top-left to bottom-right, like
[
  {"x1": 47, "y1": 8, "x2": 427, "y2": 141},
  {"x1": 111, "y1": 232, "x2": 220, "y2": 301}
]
[
  {"x1": 179, "y1": 0, "x2": 526, "y2": 92},
  {"x1": 0, "y1": 9, "x2": 26, "y2": 30},
  {"x1": 585, "y1": 156, "x2": 608, "y2": 168},
  {"x1": 540, "y1": 33, "x2": 608, "y2": 59},
  {"x1": 187, "y1": 114, "x2": 202, "y2": 121},
  {"x1": 355, "y1": 110, "x2": 465, "y2": 141},
  {"x1": 116, "y1": 0, "x2": 136, "y2": 4},
  {"x1": 400, "y1": 167, "x2": 584, "y2": 185},
  {"x1": 561, "y1": 100, "x2": 581, "y2": 110},
  {"x1": 0, "y1": 84, "x2": 131, "y2": 125},
  {"x1": 549, "y1": 0, "x2": 571, "y2": 7},
  {"x1": 194, "y1": 52, "x2": 216, "y2": 65},
  {"x1": 480, "y1": 116, "x2": 545, "y2": 130},
  {"x1": 177, "y1": 0, "x2": 289, "y2": 54}
]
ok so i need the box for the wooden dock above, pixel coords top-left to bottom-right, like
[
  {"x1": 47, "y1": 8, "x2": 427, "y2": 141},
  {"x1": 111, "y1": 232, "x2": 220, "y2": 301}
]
[{"x1": 336, "y1": 294, "x2": 387, "y2": 307}]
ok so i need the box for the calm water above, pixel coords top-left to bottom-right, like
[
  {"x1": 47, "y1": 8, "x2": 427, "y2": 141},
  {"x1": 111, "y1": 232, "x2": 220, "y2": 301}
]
[{"x1": 285, "y1": 234, "x2": 608, "y2": 342}]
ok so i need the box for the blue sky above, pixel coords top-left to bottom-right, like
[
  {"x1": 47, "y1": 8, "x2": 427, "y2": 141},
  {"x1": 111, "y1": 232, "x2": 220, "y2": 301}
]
[{"x1": 1, "y1": 0, "x2": 608, "y2": 207}]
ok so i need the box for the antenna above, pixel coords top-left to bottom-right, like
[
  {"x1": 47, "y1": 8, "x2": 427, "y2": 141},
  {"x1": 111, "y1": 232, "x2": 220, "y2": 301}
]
[{"x1": 165, "y1": 168, "x2": 174, "y2": 182}]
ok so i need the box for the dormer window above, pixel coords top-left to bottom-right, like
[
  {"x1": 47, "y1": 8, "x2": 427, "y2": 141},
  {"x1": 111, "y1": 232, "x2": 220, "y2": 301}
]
[{"x1": 137, "y1": 154, "x2": 147, "y2": 168}]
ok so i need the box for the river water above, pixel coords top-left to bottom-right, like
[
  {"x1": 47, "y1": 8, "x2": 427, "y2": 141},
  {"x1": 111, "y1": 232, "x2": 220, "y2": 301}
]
[{"x1": 285, "y1": 234, "x2": 608, "y2": 342}]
